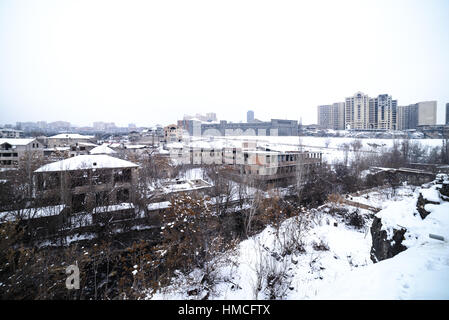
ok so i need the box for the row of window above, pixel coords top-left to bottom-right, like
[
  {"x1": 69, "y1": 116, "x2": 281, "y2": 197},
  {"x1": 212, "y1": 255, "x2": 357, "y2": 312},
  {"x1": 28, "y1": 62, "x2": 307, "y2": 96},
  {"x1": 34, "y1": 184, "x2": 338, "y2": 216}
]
[
  {"x1": 0, "y1": 153, "x2": 18, "y2": 157},
  {"x1": 71, "y1": 188, "x2": 130, "y2": 213},
  {"x1": 1, "y1": 160, "x2": 18, "y2": 165},
  {"x1": 36, "y1": 169, "x2": 133, "y2": 191}
]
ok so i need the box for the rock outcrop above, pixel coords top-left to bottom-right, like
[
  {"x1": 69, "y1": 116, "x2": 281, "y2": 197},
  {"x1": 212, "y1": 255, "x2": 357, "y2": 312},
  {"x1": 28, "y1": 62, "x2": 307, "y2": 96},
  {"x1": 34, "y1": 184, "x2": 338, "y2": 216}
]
[
  {"x1": 416, "y1": 193, "x2": 439, "y2": 219},
  {"x1": 370, "y1": 174, "x2": 449, "y2": 263},
  {"x1": 370, "y1": 216, "x2": 407, "y2": 263}
]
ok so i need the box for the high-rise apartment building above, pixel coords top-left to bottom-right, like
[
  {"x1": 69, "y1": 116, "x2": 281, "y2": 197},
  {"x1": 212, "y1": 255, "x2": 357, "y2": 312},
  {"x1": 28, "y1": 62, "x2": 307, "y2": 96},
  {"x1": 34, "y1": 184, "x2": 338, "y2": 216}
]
[
  {"x1": 369, "y1": 94, "x2": 397, "y2": 130},
  {"x1": 247, "y1": 110, "x2": 255, "y2": 123},
  {"x1": 319, "y1": 93, "x2": 437, "y2": 131},
  {"x1": 317, "y1": 103, "x2": 345, "y2": 130},
  {"x1": 345, "y1": 92, "x2": 370, "y2": 130},
  {"x1": 397, "y1": 104, "x2": 418, "y2": 130},
  {"x1": 344, "y1": 92, "x2": 397, "y2": 130},
  {"x1": 446, "y1": 103, "x2": 449, "y2": 125},
  {"x1": 417, "y1": 101, "x2": 437, "y2": 126},
  {"x1": 317, "y1": 105, "x2": 332, "y2": 129},
  {"x1": 396, "y1": 101, "x2": 436, "y2": 130}
]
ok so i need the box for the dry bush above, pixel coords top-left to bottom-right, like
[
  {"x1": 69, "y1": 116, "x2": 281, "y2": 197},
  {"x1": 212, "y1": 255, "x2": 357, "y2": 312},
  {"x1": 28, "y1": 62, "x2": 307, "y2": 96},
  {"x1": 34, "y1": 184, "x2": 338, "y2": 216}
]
[{"x1": 312, "y1": 240, "x2": 330, "y2": 251}]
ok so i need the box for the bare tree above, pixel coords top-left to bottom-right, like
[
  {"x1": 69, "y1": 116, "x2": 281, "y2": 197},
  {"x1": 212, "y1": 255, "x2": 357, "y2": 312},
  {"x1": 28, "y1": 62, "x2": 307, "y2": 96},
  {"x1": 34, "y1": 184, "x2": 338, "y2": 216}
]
[{"x1": 294, "y1": 136, "x2": 305, "y2": 201}]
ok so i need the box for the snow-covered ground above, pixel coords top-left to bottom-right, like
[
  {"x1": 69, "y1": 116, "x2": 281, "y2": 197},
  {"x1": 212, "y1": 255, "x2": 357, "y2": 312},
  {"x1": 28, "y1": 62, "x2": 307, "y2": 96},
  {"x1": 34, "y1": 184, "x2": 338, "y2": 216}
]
[
  {"x1": 148, "y1": 180, "x2": 449, "y2": 300},
  {"x1": 348, "y1": 185, "x2": 417, "y2": 210},
  {"x1": 314, "y1": 243, "x2": 449, "y2": 299},
  {"x1": 315, "y1": 180, "x2": 449, "y2": 299},
  {"x1": 211, "y1": 135, "x2": 445, "y2": 150},
  {"x1": 185, "y1": 135, "x2": 445, "y2": 164},
  {"x1": 178, "y1": 167, "x2": 206, "y2": 180}
]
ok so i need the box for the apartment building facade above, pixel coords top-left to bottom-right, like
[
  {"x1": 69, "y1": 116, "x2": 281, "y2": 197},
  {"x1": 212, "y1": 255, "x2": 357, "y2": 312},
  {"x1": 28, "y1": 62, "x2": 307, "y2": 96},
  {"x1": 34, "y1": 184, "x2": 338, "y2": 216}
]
[
  {"x1": 369, "y1": 94, "x2": 397, "y2": 130},
  {"x1": 164, "y1": 124, "x2": 183, "y2": 143},
  {"x1": 340, "y1": 92, "x2": 431, "y2": 131},
  {"x1": 417, "y1": 101, "x2": 437, "y2": 126},
  {"x1": 396, "y1": 101, "x2": 437, "y2": 130},
  {"x1": 165, "y1": 140, "x2": 322, "y2": 188},
  {"x1": 0, "y1": 128, "x2": 24, "y2": 138},
  {"x1": 317, "y1": 102, "x2": 345, "y2": 130},
  {"x1": 46, "y1": 133, "x2": 96, "y2": 148},
  {"x1": 345, "y1": 92, "x2": 370, "y2": 130},
  {"x1": 446, "y1": 103, "x2": 449, "y2": 125},
  {"x1": 0, "y1": 138, "x2": 44, "y2": 168},
  {"x1": 34, "y1": 155, "x2": 139, "y2": 214}
]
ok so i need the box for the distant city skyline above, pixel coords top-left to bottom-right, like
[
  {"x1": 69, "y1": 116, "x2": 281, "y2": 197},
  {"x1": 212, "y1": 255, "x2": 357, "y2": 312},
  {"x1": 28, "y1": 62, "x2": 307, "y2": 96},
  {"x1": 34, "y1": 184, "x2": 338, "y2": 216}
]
[
  {"x1": 4, "y1": 92, "x2": 447, "y2": 129},
  {"x1": 1, "y1": 0, "x2": 449, "y2": 127}
]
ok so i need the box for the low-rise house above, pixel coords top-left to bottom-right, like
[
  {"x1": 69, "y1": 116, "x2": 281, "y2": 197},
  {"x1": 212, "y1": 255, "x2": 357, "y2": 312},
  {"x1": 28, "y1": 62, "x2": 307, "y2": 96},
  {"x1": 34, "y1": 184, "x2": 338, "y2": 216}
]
[
  {"x1": 140, "y1": 127, "x2": 164, "y2": 145},
  {"x1": 123, "y1": 144, "x2": 148, "y2": 156},
  {"x1": 0, "y1": 138, "x2": 44, "y2": 168},
  {"x1": 164, "y1": 124, "x2": 183, "y2": 143},
  {"x1": 34, "y1": 155, "x2": 139, "y2": 222},
  {"x1": 69, "y1": 142, "x2": 98, "y2": 157},
  {"x1": 43, "y1": 146, "x2": 71, "y2": 161},
  {"x1": 0, "y1": 128, "x2": 24, "y2": 138},
  {"x1": 89, "y1": 144, "x2": 117, "y2": 155},
  {"x1": 46, "y1": 133, "x2": 96, "y2": 148},
  {"x1": 164, "y1": 139, "x2": 322, "y2": 188},
  {"x1": 0, "y1": 205, "x2": 67, "y2": 238}
]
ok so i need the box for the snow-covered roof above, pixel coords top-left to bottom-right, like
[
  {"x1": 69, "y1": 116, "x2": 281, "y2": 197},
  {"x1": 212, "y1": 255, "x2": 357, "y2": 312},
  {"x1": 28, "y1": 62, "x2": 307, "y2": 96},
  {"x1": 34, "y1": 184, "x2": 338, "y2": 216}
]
[
  {"x1": 34, "y1": 154, "x2": 138, "y2": 172},
  {"x1": 48, "y1": 133, "x2": 94, "y2": 139},
  {"x1": 0, "y1": 138, "x2": 36, "y2": 146},
  {"x1": 260, "y1": 143, "x2": 301, "y2": 153},
  {"x1": 125, "y1": 144, "x2": 146, "y2": 149},
  {"x1": 0, "y1": 205, "x2": 66, "y2": 222},
  {"x1": 165, "y1": 142, "x2": 184, "y2": 149},
  {"x1": 244, "y1": 150, "x2": 279, "y2": 155},
  {"x1": 170, "y1": 139, "x2": 242, "y2": 150},
  {"x1": 78, "y1": 142, "x2": 98, "y2": 147},
  {"x1": 94, "y1": 203, "x2": 134, "y2": 213},
  {"x1": 147, "y1": 201, "x2": 171, "y2": 211},
  {"x1": 90, "y1": 144, "x2": 117, "y2": 155},
  {"x1": 157, "y1": 146, "x2": 170, "y2": 154},
  {"x1": 158, "y1": 178, "x2": 212, "y2": 194},
  {"x1": 43, "y1": 147, "x2": 71, "y2": 152},
  {"x1": 108, "y1": 143, "x2": 122, "y2": 148}
]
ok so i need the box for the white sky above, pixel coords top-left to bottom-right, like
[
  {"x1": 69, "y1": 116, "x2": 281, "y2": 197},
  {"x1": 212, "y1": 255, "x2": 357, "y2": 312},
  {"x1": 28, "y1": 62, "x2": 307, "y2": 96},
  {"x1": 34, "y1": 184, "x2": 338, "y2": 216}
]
[{"x1": 1, "y1": 0, "x2": 448, "y2": 127}]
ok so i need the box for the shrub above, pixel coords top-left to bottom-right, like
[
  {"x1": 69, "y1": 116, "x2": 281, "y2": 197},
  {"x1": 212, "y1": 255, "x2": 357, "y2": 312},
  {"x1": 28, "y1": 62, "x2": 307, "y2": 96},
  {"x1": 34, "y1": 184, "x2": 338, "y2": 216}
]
[
  {"x1": 347, "y1": 211, "x2": 365, "y2": 229},
  {"x1": 312, "y1": 240, "x2": 329, "y2": 251}
]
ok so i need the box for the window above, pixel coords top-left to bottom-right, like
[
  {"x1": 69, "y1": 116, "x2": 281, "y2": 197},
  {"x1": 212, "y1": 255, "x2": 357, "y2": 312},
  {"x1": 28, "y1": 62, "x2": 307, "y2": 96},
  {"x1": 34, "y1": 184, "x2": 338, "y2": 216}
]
[
  {"x1": 117, "y1": 188, "x2": 130, "y2": 202},
  {"x1": 71, "y1": 171, "x2": 89, "y2": 188},
  {"x1": 72, "y1": 193, "x2": 86, "y2": 213},
  {"x1": 95, "y1": 191, "x2": 109, "y2": 206},
  {"x1": 114, "y1": 168, "x2": 132, "y2": 183},
  {"x1": 92, "y1": 170, "x2": 111, "y2": 185},
  {"x1": 37, "y1": 172, "x2": 60, "y2": 191}
]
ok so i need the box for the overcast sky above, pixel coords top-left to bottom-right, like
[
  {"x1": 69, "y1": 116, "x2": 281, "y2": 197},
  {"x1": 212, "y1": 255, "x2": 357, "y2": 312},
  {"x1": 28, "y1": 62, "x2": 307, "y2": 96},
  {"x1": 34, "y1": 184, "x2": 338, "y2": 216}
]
[{"x1": 1, "y1": 0, "x2": 448, "y2": 127}]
